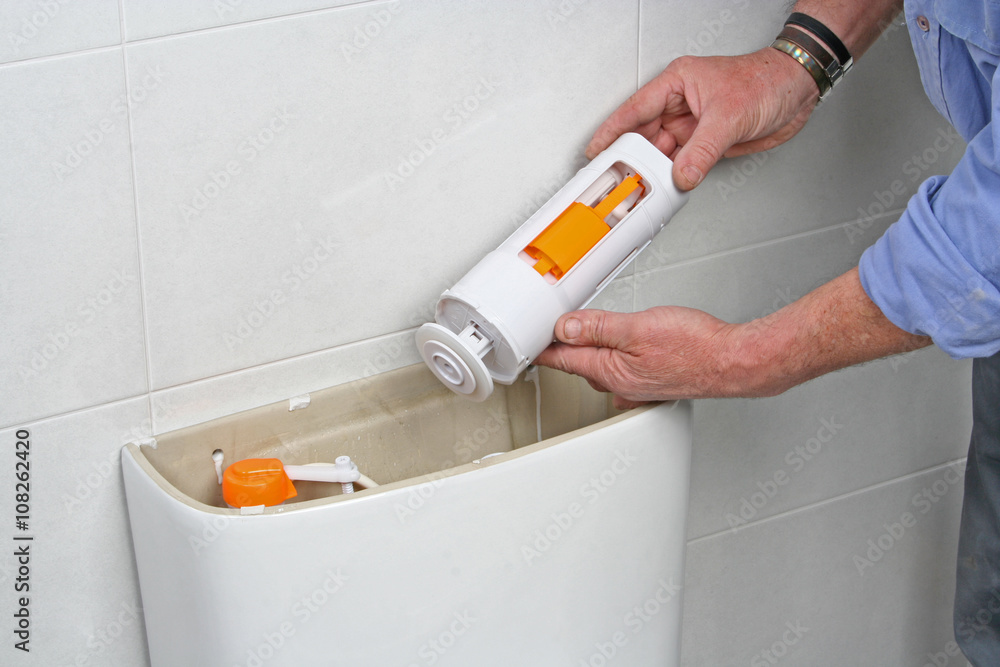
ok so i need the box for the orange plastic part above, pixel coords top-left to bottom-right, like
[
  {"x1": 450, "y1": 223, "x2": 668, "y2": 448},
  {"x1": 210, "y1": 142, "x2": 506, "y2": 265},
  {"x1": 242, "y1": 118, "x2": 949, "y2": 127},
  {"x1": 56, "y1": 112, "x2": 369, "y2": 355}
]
[
  {"x1": 524, "y1": 174, "x2": 644, "y2": 280},
  {"x1": 222, "y1": 458, "x2": 297, "y2": 508}
]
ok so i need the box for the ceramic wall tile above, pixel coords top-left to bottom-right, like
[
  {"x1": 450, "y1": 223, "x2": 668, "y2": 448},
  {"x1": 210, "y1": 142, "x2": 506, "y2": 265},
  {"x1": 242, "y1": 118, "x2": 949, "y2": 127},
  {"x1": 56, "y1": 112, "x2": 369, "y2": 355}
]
[
  {"x1": 682, "y1": 461, "x2": 965, "y2": 665},
  {"x1": 0, "y1": 51, "x2": 146, "y2": 428},
  {"x1": 127, "y1": 0, "x2": 640, "y2": 389},
  {"x1": 0, "y1": 398, "x2": 152, "y2": 666},
  {"x1": 0, "y1": 0, "x2": 120, "y2": 65}
]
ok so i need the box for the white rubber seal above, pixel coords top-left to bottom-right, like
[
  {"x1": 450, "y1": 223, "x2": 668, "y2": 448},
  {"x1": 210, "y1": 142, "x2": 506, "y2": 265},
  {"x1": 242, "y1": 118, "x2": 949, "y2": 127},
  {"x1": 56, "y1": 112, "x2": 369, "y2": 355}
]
[{"x1": 416, "y1": 323, "x2": 494, "y2": 402}]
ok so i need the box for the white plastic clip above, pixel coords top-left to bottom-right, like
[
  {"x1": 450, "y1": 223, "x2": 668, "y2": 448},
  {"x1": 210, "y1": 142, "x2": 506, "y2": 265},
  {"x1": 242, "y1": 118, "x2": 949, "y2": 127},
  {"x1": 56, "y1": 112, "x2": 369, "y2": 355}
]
[{"x1": 288, "y1": 394, "x2": 311, "y2": 411}]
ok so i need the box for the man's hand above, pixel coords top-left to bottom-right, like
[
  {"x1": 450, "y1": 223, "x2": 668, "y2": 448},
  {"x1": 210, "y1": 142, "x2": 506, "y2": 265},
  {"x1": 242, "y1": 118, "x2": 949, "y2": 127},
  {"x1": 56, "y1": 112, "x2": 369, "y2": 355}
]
[
  {"x1": 557, "y1": 3, "x2": 917, "y2": 405},
  {"x1": 534, "y1": 269, "x2": 933, "y2": 408},
  {"x1": 533, "y1": 307, "x2": 755, "y2": 410},
  {"x1": 586, "y1": 48, "x2": 818, "y2": 191}
]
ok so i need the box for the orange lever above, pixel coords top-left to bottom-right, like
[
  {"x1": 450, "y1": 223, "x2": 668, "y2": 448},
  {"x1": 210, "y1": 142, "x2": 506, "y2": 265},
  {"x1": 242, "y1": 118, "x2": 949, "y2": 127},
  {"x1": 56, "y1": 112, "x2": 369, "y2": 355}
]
[
  {"x1": 594, "y1": 174, "x2": 644, "y2": 219},
  {"x1": 524, "y1": 173, "x2": 644, "y2": 280}
]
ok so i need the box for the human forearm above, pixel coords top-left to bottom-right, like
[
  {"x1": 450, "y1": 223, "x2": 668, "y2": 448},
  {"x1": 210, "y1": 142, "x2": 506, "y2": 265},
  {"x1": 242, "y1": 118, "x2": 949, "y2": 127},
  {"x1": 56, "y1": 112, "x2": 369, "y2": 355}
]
[
  {"x1": 791, "y1": 0, "x2": 903, "y2": 59},
  {"x1": 534, "y1": 268, "x2": 932, "y2": 405},
  {"x1": 727, "y1": 267, "x2": 932, "y2": 397}
]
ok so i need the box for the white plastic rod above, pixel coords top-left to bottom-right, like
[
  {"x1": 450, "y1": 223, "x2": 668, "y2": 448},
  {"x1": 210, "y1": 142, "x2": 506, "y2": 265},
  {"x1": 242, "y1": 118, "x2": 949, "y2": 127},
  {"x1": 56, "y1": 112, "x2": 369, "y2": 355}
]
[
  {"x1": 284, "y1": 462, "x2": 358, "y2": 483},
  {"x1": 283, "y1": 456, "x2": 379, "y2": 489}
]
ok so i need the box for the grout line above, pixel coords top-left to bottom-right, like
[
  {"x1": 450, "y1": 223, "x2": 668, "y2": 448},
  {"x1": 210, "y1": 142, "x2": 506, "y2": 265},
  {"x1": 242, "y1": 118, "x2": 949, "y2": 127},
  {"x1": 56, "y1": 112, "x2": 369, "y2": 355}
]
[
  {"x1": 687, "y1": 456, "x2": 969, "y2": 546},
  {"x1": 2, "y1": 327, "x2": 418, "y2": 432},
  {"x1": 147, "y1": 327, "x2": 418, "y2": 395},
  {"x1": 0, "y1": 392, "x2": 151, "y2": 434},
  {"x1": 0, "y1": 0, "x2": 385, "y2": 69},
  {"x1": 117, "y1": 0, "x2": 126, "y2": 45},
  {"x1": 118, "y1": 0, "x2": 157, "y2": 435},
  {"x1": 635, "y1": 0, "x2": 642, "y2": 91},
  {"x1": 635, "y1": 205, "x2": 908, "y2": 278},
  {"x1": 94, "y1": 0, "x2": 382, "y2": 49},
  {"x1": 0, "y1": 43, "x2": 121, "y2": 70}
]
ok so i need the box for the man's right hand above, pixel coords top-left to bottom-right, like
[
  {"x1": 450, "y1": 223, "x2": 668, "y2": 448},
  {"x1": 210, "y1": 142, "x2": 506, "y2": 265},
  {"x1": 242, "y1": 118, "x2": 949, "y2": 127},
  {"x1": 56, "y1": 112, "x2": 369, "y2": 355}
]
[{"x1": 585, "y1": 47, "x2": 820, "y2": 191}]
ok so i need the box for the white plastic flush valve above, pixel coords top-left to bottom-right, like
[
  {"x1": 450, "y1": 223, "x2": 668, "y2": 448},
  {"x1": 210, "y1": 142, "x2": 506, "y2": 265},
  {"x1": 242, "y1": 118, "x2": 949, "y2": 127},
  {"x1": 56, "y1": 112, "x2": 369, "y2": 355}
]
[{"x1": 417, "y1": 133, "x2": 689, "y2": 401}]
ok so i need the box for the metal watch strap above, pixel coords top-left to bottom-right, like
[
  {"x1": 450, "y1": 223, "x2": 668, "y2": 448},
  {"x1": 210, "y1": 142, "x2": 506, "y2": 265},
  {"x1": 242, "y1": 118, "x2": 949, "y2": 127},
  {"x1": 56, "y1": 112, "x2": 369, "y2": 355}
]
[{"x1": 770, "y1": 37, "x2": 833, "y2": 98}]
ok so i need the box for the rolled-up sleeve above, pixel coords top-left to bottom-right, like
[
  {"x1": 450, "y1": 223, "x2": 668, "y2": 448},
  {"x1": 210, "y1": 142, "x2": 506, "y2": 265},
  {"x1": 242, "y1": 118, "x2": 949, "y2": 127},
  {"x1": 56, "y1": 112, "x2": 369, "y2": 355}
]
[{"x1": 859, "y1": 64, "x2": 1000, "y2": 359}]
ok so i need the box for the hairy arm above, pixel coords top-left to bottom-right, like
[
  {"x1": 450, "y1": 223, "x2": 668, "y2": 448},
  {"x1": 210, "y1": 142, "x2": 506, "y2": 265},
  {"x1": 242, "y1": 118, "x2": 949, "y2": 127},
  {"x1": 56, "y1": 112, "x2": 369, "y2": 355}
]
[
  {"x1": 535, "y1": 268, "x2": 931, "y2": 407},
  {"x1": 727, "y1": 266, "x2": 931, "y2": 396},
  {"x1": 790, "y1": 0, "x2": 904, "y2": 59}
]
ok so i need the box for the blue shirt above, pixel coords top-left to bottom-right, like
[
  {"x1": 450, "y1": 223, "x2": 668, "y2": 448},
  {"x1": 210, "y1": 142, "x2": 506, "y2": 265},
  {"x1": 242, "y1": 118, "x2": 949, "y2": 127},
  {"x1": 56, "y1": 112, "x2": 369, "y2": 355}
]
[{"x1": 858, "y1": 0, "x2": 1000, "y2": 358}]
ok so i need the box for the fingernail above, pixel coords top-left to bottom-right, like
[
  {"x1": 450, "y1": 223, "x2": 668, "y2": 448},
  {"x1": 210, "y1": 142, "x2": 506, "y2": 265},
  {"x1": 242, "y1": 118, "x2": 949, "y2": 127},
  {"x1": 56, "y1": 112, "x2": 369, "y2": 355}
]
[
  {"x1": 563, "y1": 317, "x2": 582, "y2": 340},
  {"x1": 681, "y1": 164, "x2": 703, "y2": 188}
]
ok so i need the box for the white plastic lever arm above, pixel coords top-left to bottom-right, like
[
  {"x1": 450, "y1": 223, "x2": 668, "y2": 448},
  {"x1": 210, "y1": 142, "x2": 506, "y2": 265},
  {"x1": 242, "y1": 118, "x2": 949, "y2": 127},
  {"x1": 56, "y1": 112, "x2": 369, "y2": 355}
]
[
  {"x1": 283, "y1": 464, "x2": 358, "y2": 483},
  {"x1": 283, "y1": 455, "x2": 379, "y2": 488}
]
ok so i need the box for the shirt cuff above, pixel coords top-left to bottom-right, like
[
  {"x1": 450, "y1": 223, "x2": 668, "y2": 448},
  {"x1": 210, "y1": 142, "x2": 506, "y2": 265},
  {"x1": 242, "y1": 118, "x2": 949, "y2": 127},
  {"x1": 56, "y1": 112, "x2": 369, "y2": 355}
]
[{"x1": 859, "y1": 175, "x2": 1000, "y2": 359}]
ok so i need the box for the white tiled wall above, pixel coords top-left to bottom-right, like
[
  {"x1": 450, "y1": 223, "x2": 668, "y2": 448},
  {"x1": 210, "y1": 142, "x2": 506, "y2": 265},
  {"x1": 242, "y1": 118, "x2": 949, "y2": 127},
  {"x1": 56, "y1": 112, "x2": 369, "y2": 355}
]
[{"x1": 0, "y1": 1, "x2": 972, "y2": 665}]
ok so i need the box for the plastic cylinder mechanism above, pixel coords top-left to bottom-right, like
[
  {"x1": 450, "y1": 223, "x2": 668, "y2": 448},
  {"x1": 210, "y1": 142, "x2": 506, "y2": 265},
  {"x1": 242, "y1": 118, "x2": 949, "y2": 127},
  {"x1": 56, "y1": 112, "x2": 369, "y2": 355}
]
[{"x1": 417, "y1": 133, "x2": 689, "y2": 401}]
